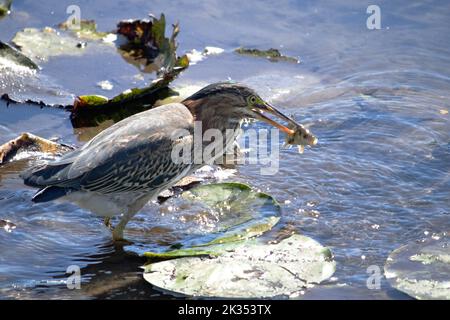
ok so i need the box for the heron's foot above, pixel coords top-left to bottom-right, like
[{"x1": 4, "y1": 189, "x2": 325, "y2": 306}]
[
  {"x1": 111, "y1": 226, "x2": 133, "y2": 245},
  {"x1": 112, "y1": 237, "x2": 134, "y2": 246},
  {"x1": 103, "y1": 217, "x2": 112, "y2": 230}
]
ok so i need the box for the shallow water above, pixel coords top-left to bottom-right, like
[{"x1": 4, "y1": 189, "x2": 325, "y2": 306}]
[{"x1": 0, "y1": 0, "x2": 449, "y2": 299}]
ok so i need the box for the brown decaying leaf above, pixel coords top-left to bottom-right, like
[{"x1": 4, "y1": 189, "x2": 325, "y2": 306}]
[{"x1": 70, "y1": 14, "x2": 190, "y2": 128}]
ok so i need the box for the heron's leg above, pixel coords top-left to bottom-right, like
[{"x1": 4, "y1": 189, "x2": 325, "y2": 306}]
[
  {"x1": 111, "y1": 194, "x2": 153, "y2": 242},
  {"x1": 111, "y1": 211, "x2": 135, "y2": 242},
  {"x1": 103, "y1": 217, "x2": 112, "y2": 230},
  {"x1": 112, "y1": 220, "x2": 126, "y2": 241}
]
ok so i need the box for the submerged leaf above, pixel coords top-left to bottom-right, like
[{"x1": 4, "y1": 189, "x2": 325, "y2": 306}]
[
  {"x1": 1, "y1": 22, "x2": 116, "y2": 106},
  {"x1": 384, "y1": 234, "x2": 450, "y2": 300},
  {"x1": 143, "y1": 234, "x2": 335, "y2": 298},
  {"x1": 235, "y1": 47, "x2": 299, "y2": 63}
]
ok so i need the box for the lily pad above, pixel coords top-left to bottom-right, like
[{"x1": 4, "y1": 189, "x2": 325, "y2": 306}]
[
  {"x1": 384, "y1": 233, "x2": 450, "y2": 300},
  {"x1": 143, "y1": 234, "x2": 335, "y2": 298},
  {"x1": 144, "y1": 182, "x2": 281, "y2": 259},
  {"x1": 235, "y1": 47, "x2": 299, "y2": 63},
  {"x1": 11, "y1": 27, "x2": 101, "y2": 63}
]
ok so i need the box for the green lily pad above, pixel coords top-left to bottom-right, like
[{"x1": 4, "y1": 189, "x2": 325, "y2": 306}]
[
  {"x1": 11, "y1": 20, "x2": 113, "y2": 63},
  {"x1": 143, "y1": 234, "x2": 335, "y2": 298},
  {"x1": 384, "y1": 233, "x2": 450, "y2": 300},
  {"x1": 144, "y1": 182, "x2": 281, "y2": 260}
]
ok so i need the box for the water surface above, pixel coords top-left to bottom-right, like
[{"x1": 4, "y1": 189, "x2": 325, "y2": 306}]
[{"x1": 0, "y1": 0, "x2": 449, "y2": 299}]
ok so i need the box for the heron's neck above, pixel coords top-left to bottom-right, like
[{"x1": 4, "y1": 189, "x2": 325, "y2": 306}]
[
  {"x1": 184, "y1": 98, "x2": 243, "y2": 165},
  {"x1": 183, "y1": 99, "x2": 242, "y2": 134}
]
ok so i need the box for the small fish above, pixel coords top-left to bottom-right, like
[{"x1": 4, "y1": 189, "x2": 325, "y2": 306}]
[
  {"x1": 0, "y1": 219, "x2": 16, "y2": 233},
  {"x1": 284, "y1": 122, "x2": 318, "y2": 154}
]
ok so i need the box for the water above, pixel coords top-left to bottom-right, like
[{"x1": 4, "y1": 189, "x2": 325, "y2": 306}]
[{"x1": 0, "y1": 0, "x2": 449, "y2": 299}]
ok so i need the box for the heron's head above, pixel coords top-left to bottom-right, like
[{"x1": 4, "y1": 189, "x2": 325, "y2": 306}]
[{"x1": 183, "y1": 82, "x2": 317, "y2": 146}]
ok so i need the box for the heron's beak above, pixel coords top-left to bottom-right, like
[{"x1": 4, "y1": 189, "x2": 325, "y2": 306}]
[
  {"x1": 251, "y1": 103, "x2": 296, "y2": 134},
  {"x1": 251, "y1": 102, "x2": 318, "y2": 147},
  {"x1": 251, "y1": 102, "x2": 300, "y2": 135}
]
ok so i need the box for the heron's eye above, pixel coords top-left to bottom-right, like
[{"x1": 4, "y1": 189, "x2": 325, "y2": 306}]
[{"x1": 248, "y1": 96, "x2": 257, "y2": 104}]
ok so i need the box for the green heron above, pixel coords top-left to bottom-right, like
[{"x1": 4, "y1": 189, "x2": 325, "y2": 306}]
[{"x1": 22, "y1": 82, "x2": 317, "y2": 241}]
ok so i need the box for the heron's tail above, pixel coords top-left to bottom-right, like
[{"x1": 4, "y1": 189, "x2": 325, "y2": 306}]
[
  {"x1": 21, "y1": 163, "x2": 71, "y2": 187},
  {"x1": 32, "y1": 186, "x2": 72, "y2": 203}
]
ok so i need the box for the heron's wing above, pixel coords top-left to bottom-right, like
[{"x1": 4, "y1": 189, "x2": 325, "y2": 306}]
[
  {"x1": 83, "y1": 137, "x2": 192, "y2": 193},
  {"x1": 23, "y1": 103, "x2": 194, "y2": 192}
]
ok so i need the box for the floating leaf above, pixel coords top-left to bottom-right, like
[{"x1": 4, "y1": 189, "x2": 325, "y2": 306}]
[
  {"x1": 384, "y1": 234, "x2": 450, "y2": 300},
  {"x1": 11, "y1": 21, "x2": 113, "y2": 63},
  {"x1": 143, "y1": 234, "x2": 335, "y2": 298},
  {"x1": 235, "y1": 47, "x2": 299, "y2": 63},
  {"x1": 11, "y1": 27, "x2": 95, "y2": 63},
  {"x1": 58, "y1": 19, "x2": 108, "y2": 41}
]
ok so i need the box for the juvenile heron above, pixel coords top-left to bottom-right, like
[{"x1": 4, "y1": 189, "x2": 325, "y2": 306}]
[{"x1": 22, "y1": 82, "x2": 317, "y2": 241}]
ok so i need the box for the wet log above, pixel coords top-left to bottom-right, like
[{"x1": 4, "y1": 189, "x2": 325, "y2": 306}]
[{"x1": 0, "y1": 132, "x2": 73, "y2": 165}]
